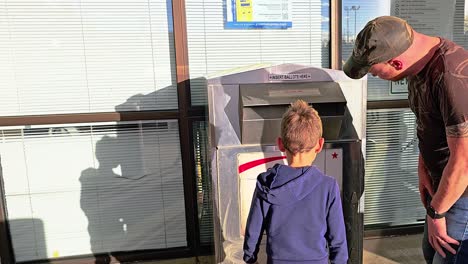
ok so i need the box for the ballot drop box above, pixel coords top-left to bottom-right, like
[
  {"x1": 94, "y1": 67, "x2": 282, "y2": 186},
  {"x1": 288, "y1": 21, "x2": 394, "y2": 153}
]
[{"x1": 207, "y1": 64, "x2": 366, "y2": 264}]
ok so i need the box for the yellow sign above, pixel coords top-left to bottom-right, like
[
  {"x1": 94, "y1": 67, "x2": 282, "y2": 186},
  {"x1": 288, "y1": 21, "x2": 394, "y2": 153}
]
[{"x1": 236, "y1": 0, "x2": 253, "y2": 22}]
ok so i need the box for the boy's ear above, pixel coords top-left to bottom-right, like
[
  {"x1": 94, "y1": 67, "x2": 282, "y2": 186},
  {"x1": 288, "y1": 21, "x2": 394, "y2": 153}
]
[
  {"x1": 315, "y1": 137, "x2": 324, "y2": 153},
  {"x1": 277, "y1": 137, "x2": 286, "y2": 152}
]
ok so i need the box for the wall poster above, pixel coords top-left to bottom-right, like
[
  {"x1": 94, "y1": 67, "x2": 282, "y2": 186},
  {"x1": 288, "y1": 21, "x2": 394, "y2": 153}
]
[{"x1": 225, "y1": 0, "x2": 292, "y2": 29}]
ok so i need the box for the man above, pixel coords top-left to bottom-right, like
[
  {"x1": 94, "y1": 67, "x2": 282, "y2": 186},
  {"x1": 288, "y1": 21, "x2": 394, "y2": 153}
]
[{"x1": 343, "y1": 16, "x2": 468, "y2": 263}]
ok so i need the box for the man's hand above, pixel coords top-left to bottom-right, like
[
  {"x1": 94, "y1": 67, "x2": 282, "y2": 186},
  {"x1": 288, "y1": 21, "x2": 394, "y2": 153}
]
[
  {"x1": 419, "y1": 155, "x2": 434, "y2": 208},
  {"x1": 427, "y1": 216, "x2": 459, "y2": 257}
]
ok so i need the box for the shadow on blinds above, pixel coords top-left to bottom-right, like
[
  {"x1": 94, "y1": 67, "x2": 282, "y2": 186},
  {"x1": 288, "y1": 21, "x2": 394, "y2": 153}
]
[
  {"x1": 79, "y1": 79, "x2": 196, "y2": 263},
  {"x1": 77, "y1": 5, "x2": 191, "y2": 257},
  {"x1": 1, "y1": 154, "x2": 49, "y2": 263},
  {"x1": 4, "y1": 218, "x2": 50, "y2": 263}
]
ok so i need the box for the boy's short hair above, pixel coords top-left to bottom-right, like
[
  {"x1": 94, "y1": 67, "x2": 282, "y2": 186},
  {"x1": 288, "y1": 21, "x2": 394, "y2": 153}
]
[{"x1": 280, "y1": 100, "x2": 322, "y2": 154}]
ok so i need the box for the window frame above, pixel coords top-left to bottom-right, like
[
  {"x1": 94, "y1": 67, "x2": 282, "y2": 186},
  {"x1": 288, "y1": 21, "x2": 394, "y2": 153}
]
[{"x1": 0, "y1": 0, "x2": 335, "y2": 262}]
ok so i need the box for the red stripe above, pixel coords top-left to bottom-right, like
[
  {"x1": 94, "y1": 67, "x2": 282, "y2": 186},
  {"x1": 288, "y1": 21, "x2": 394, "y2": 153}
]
[{"x1": 238, "y1": 156, "x2": 286, "y2": 174}]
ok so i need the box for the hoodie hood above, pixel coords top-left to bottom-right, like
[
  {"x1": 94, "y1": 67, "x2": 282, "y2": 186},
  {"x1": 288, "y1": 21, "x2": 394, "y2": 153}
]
[{"x1": 256, "y1": 164, "x2": 324, "y2": 205}]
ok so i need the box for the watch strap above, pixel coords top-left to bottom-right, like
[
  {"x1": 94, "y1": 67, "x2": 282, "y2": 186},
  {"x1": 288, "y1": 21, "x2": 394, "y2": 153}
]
[{"x1": 427, "y1": 205, "x2": 446, "y2": 219}]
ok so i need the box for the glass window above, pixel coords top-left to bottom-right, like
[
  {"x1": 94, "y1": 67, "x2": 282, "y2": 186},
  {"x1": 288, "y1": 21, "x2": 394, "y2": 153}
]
[
  {"x1": 186, "y1": 0, "x2": 331, "y2": 106},
  {"x1": 365, "y1": 109, "x2": 423, "y2": 226},
  {"x1": 342, "y1": 0, "x2": 465, "y2": 101},
  {"x1": 341, "y1": 0, "x2": 402, "y2": 101},
  {"x1": 1, "y1": 120, "x2": 186, "y2": 262},
  {"x1": 193, "y1": 121, "x2": 213, "y2": 245},
  {"x1": 455, "y1": 0, "x2": 468, "y2": 49},
  {"x1": 342, "y1": 0, "x2": 468, "y2": 227},
  {"x1": 0, "y1": 0, "x2": 178, "y2": 116}
]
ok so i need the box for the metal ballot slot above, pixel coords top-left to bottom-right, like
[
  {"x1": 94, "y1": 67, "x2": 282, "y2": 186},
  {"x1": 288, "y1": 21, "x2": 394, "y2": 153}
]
[
  {"x1": 207, "y1": 64, "x2": 366, "y2": 264},
  {"x1": 240, "y1": 82, "x2": 349, "y2": 144}
]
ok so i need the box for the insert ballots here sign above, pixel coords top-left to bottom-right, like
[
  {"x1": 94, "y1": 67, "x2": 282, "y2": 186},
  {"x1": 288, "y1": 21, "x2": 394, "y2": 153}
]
[{"x1": 268, "y1": 73, "x2": 312, "y2": 81}]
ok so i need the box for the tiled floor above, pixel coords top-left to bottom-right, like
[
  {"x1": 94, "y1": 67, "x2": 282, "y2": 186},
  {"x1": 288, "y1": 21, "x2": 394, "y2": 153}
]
[
  {"x1": 143, "y1": 233, "x2": 426, "y2": 264},
  {"x1": 363, "y1": 233, "x2": 425, "y2": 264},
  {"x1": 140, "y1": 256, "x2": 214, "y2": 264}
]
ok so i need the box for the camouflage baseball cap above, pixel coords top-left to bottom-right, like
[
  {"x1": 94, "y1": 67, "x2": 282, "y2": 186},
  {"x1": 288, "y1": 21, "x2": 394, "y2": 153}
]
[{"x1": 343, "y1": 16, "x2": 414, "y2": 79}]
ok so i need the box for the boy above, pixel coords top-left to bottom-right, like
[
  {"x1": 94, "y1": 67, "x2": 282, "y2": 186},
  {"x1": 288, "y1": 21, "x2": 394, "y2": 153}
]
[{"x1": 243, "y1": 100, "x2": 348, "y2": 264}]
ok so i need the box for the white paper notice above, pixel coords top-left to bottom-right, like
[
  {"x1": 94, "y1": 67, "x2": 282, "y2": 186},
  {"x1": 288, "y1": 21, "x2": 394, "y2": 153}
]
[
  {"x1": 389, "y1": 0, "x2": 456, "y2": 94},
  {"x1": 391, "y1": 0, "x2": 456, "y2": 39},
  {"x1": 254, "y1": 1, "x2": 291, "y2": 21}
]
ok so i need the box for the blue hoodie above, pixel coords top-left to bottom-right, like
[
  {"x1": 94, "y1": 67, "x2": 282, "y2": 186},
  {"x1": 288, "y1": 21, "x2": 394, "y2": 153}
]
[{"x1": 243, "y1": 164, "x2": 348, "y2": 264}]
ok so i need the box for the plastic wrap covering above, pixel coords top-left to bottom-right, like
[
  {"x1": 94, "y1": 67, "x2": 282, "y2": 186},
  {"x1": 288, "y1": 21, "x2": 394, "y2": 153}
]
[{"x1": 207, "y1": 64, "x2": 366, "y2": 264}]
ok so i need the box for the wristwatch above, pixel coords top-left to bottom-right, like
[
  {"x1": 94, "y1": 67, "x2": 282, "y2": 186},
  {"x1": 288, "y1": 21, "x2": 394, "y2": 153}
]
[{"x1": 427, "y1": 205, "x2": 446, "y2": 219}]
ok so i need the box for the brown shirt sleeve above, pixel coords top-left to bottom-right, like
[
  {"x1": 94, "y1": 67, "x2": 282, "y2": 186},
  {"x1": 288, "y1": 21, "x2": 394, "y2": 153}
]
[{"x1": 439, "y1": 65, "x2": 468, "y2": 137}]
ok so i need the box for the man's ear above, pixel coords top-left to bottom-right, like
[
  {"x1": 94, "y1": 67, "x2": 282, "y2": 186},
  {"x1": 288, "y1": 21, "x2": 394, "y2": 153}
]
[
  {"x1": 277, "y1": 137, "x2": 286, "y2": 152},
  {"x1": 388, "y1": 59, "x2": 403, "y2": 70},
  {"x1": 315, "y1": 137, "x2": 324, "y2": 153}
]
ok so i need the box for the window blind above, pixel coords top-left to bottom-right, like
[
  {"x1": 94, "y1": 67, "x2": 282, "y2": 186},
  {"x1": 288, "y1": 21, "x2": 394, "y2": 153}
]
[
  {"x1": 343, "y1": 0, "x2": 467, "y2": 227},
  {"x1": 193, "y1": 121, "x2": 213, "y2": 245},
  {"x1": 0, "y1": 0, "x2": 178, "y2": 116},
  {"x1": 365, "y1": 109, "x2": 424, "y2": 226},
  {"x1": 454, "y1": 0, "x2": 468, "y2": 49},
  {"x1": 1, "y1": 120, "x2": 186, "y2": 262},
  {"x1": 185, "y1": 0, "x2": 331, "y2": 106}
]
